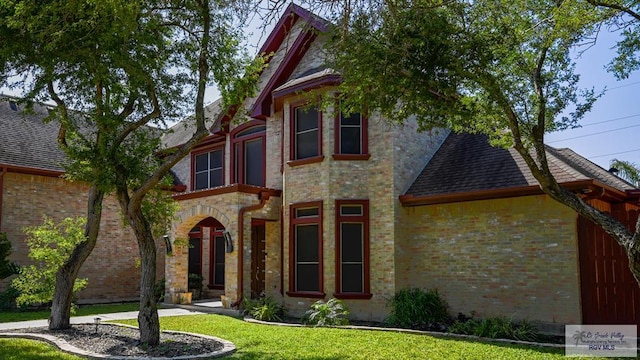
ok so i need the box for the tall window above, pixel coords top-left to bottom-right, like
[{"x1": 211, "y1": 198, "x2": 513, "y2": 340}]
[
  {"x1": 188, "y1": 226, "x2": 203, "y2": 275},
  {"x1": 335, "y1": 200, "x2": 371, "y2": 299},
  {"x1": 209, "y1": 227, "x2": 225, "y2": 289},
  {"x1": 288, "y1": 201, "x2": 324, "y2": 297},
  {"x1": 193, "y1": 147, "x2": 224, "y2": 190},
  {"x1": 232, "y1": 122, "x2": 266, "y2": 186},
  {"x1": 291, "y1": 105, "x2": 322, "y2": 161},
  {"x1": 334, "y1": 106, "x2": 369, "y2": 160}
]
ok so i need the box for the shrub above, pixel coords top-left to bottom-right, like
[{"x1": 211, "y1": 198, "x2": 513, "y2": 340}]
[
  {"x1": 242, "y1": 296, "x2": 285, "y2": 322},
  {"x1": 0, "y1": 232, "x2": 19, "y2": 279},
  {"x1": 188, "y1": 273, "x2": 204, "y2": 291},
  {"x1": 385, "y1": 288, "x2": 450, "y2": 330},
  {"x1": 302, "y1": 298, "x2": 349, "y2": 327},
  {"x1": 11, "y1": 217, "x2": 88, "y2": 308},
  {"x1": 448, "y1": 315, "x2": 539, "y2": 342}
]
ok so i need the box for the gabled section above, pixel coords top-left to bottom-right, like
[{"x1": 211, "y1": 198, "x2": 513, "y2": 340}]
[{"x1": 249, "y1": 3, "x2": 330, "y2": 119}]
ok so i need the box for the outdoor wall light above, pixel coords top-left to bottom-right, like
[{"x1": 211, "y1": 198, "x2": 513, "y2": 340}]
[
  {"x1": 163, "y1": 235, "x2": 173, "y2": 255},
  {"x1": 223, "y1": 231, "x2": 233, "y2": 253}
]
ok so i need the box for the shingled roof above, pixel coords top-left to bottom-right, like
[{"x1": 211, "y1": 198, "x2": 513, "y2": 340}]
[
  {"x1": 403, "y1": 132, "x2": 636, "y2": 203},
  {"x1": 0, "y1": 97, "x2": 67, "y2": 173}
]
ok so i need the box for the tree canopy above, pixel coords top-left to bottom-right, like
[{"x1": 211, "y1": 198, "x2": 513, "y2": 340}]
[{"x1": 326, "y1": 0, "x2": 640, "y2": 284}]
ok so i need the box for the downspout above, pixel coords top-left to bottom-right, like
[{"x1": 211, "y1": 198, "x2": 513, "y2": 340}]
[
  {"x1": 0, "y1": 167, "x2": 6, "y2": 232},
  {"x1": 232, "y1": 191, "x2": 271, "y2": 308}
]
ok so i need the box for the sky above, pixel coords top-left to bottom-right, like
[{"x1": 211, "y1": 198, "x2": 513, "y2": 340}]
[{"x1": 3, "y1": 6, "x2": 640, "y2": 171}]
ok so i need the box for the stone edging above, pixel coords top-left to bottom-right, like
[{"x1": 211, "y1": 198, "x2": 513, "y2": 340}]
[
  {"x1": 0, "y1": 323, "x2": 236, "y2": 360},
  {"x1": 243, "y1": 317, "x2": 565, "y2": 349}
]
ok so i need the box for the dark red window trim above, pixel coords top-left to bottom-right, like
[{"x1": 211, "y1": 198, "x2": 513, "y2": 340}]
[
  {"x1": 209, "y1": 227, "x2": 226, "y2": 290},
  {"x1": 333, "y1": 102, "x2": 369, "y2": 160},
  {"x1": 191, "y1": 143, "x2": 225, "y2": 191},
  {"x1": 334, "y1": 199, "x2": 372, "y2": 299},
  {"x1": 289, "y1": 101, "x2": 323, "y2": 162},
  {"x1": 287, "y1": 200, "x2": 325, "y2": 298},
  {"x1": 230, "y1": 120, "x2": 266, "y2": 187}
]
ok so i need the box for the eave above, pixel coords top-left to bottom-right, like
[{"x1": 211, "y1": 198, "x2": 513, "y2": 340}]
[
  {"x1": 172, "y1": 183, "x2": 282, "y2": 201},
  {"x1": 0, "y1": 163, "x2": 64, "y2": 178},
  {"x1": 399, "y1": 179, "x2": 633, "y2": 207}
]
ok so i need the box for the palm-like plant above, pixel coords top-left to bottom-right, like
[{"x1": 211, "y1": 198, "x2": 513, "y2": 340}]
[
  {"x1": 610, "y1": 159, "x2": 640, "y2": 186},
  {"x1": 303, "y1": 298, "x2": 350, "y2": 326}
]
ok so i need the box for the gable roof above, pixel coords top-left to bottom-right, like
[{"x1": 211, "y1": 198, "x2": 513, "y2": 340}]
[
  {"x1": 248, "y1": 3, "x2": 330, "y2": 119},
  {"x1": 0, "y1": 97, "x2": 66, "y2": 174},
  {"x1": 402, "y1": 132, "x2": 636, "y2": 205}
]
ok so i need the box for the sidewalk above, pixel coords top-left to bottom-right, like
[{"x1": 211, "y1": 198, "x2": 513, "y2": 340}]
[{"x1": 0, "y1": 307, "x2": 206, "y2": 331}]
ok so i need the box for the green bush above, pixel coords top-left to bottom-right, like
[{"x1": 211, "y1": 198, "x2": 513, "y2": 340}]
[
  {"x1": 448, "y1": 315, "x2": 539, "y2": 342},
  {"x1": 188, "y1": 273, "x2": 203, "y2": 291},
  {"x1": 302, "y1": 298, "x2": 349, "y2": 327},
  {"x1": 0, "y1": 232, "x2": 19, "y2": 279},
  {"x1": 242, "y1": 296, "x2": 285, "y2": 322},
  {"x1": 385, "y1": 288, "x2": 450, "y2": 330},
  {"x1": 11, "y1": 217, "x2": 88, "y2": 308}
]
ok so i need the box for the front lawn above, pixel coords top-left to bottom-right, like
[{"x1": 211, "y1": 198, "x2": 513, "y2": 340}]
[
  {"x1": 0, "y1": 302, "x2": 141, "y2": 323},
  {"x1": 120, "y1": 314, "x2": 565, "y2": 359},
  {"x1": 0, "y1": 338, "x2": 83, "y2": 360}
]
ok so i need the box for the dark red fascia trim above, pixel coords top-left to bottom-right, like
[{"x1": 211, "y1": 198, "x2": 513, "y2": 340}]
[
  {"x1": 172, "y1": 183, "x2": 281, "y2": 201},
  {"x1": 0, "y1": 163, "x2": 64, "y2": 177},
  {"x1": 259, "y1": 3, "x2": 328, "y2": 55},
  {"x1": 251, "y1": 30, "x2": 319, "y2": 119},
  {"x1": 272, "y1": 74, "x2": 342, "y2": 101},
  {"x1": 399, "y1": 180, "x2": 632, "y2": 207}
]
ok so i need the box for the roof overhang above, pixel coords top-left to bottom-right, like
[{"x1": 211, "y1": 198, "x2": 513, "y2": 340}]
[
  {"x1": 172, "y1": 183, "x2": 282, "y2": 201},
  {"x1": 399, "y1": 179, "x2": 635, "y2": 207},
  {"x1": 0, "y1": 163, "x2": 64, "y2": 178}
]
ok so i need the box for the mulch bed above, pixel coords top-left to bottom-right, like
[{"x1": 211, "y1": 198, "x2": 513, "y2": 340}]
[{"x1": 12, "y1": 323, "x2": 223, "y2": 358}]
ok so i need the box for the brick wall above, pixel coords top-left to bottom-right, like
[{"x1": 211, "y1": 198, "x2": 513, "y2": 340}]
[
  {"x1": 0, "y1": 172, "x2": 164, "y2": 303},
  {"x1": 399, "y1": 194, "x2": 581, "y2": 326}
]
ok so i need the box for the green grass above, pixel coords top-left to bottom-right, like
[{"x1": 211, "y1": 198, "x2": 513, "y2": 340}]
[
  {"x1": 121, "y1": 314, "x2": 565, "y2": 359},
  {"x1": 0, "y1": 302, "x2": 141, "y2": 323},
  {"x1": 0, "y1": 338, "x2": 83, "y2": 359}
]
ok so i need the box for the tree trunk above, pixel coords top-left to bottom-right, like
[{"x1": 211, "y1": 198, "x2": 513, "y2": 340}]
[
  {"x1": 124, "y1": 206, "x2": 160, "y2": 346},
  {"x1": 49, "y1": 186, "x2": 104, "y2": 329}
]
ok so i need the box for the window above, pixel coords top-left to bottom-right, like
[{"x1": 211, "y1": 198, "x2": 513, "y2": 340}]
[
  {"x1": 334, "y1": 105, "x2": 369, "y2": 160},
  {"x1": 209, "y1": 227, "x2": 225, "y2": 289},
  {"x1": 335, "y1": 200, "x2": 371, "y2": 299},
  {"x1": 288, "y1": 201, "x2": 324, "y2": 297},
  {"x1": 193, "y1": 147, "x2": 224, "y2": 190},
  {"x1": 231, "y1": 122, "x2": 266, "y2": 186},
  {"x1": 188, "y1": 226, "x2": 203, "y2": 275},
  {"x1": 290, "y1": 104, "x2": 323, "y2": 164}
]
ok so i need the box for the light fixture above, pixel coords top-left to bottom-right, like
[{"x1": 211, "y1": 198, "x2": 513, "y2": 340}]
[
  {"x1": 163, "y1": 235, "x2": 173, "y2": 255},
  {"x1": 223, "y1": 231, "x2": 233, "y2": 253}
]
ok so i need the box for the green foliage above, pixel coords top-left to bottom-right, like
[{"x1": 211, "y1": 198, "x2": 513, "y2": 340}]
[
  {"x1": 188, "y1": 273, "x2": 203, "y2": 292},
  {"x1": 609, "y1": 158, "x2": 640, "y2": 185},
  {"x1": 385, "y1": 288, "x2": 451, "y2": 330},
  {"x1": 241, "y1": 296, "x2": 285, "y2": 322},
  {"x1": 154, "y1": 278, "x2": 165, "y2": 303},
  {"x1": 11, "y1": 217, "x2": 88, "y2": 308},
  {"x1": 302, "y1": 298, "x2": 350, "y2": 327},
  {"x1": 448, "y1": 315, "x2": 539, "y2": 342},
  {"x1": 0, "y1": 232, "x2": 19, "y2": 279}
]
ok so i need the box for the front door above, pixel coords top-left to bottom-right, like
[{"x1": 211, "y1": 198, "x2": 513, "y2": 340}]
[{"x1": 251, "y1": 223, "x2": 266, "y2": 297}]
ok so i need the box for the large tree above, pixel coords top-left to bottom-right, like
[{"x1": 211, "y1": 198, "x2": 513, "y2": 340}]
[
  {"x1": 0, "y1": 0, "x2": 261, "y2": 345},
  {"x1": 325, "y1": 0, "x2": 640, "y2": 283}
]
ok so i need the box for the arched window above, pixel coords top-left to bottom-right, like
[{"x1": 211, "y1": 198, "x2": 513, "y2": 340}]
[{"x1": 231, "y1": 121, "x2": 266, "y2": 187}]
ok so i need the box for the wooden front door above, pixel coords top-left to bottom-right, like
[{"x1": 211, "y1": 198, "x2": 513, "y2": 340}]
[
  {"x1": 578, "y1": 215, "x2": 640, "y2": 325},
  {"x1": 251, "y1": 223, "x2": 266, "y2": 297}
]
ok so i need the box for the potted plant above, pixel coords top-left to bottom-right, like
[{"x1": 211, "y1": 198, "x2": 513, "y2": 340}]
[{"x1": 188, "y1": 273, "x2": 204, "y2": 300}]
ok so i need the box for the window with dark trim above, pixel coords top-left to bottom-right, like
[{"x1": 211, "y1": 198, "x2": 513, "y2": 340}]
[
  {"x1": 188, "y1": 226, "x2": 203, "y2": 276},
  {"x1": 231, "y1": 122, "x2": 266, "y2": 187},
  {"x1": 288, "y1": 201, "x2": 324, "y2": 297},
  {"x1": 333, "y1": 105, "x2": 369, "y2": 160},
  {"x1": 335, "y1": 200, "x2": 371, "y2": 299},
  {"x1": 209, "y1": 227, "x2": 225, "y2": 289},
  {"x1": 290, "y1": 104, "x2": 323, "y2": 164},
  {"x1": 192, "y1": 147, "x2": 224, "y2": 190}
]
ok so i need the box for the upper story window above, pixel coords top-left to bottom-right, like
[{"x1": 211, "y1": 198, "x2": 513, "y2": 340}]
[
  {"x1": 289, "y1": 104, "x2": 323, "y2": 165},
  {"x1": 288, "y1": 201, "x2": 325, "y2": 298},
  {"x1": 193, "y1": 147, "x2": 224, "y2": 190},
  {"x1": 231, "y1": 122, "x2": 266, "y2": 187},
  {"x1": 334, "y1": 105, "x2": 369, "y2": 160}
]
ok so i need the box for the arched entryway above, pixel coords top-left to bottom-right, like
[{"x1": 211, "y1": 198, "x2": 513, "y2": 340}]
[{"x1": 188, "y1": 217, "x2": 227, "y2": 298}]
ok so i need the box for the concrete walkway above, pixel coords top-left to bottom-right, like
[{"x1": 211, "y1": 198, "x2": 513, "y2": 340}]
[{"x1": 0, "y1": 307, "x2": 208, "y2": 331}]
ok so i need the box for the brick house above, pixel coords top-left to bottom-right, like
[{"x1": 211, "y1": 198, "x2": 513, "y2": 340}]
[
  {"x1": 163, "y1": 4, "x2": 640, "y2": 331},
  {"x1": 0, "y1": 98, "x2": 165, "y2": 303}
]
